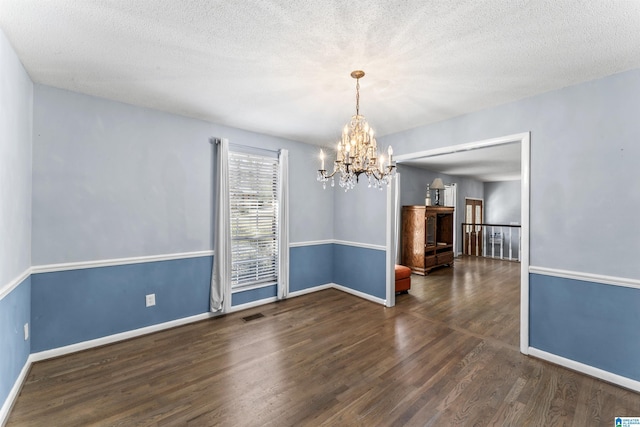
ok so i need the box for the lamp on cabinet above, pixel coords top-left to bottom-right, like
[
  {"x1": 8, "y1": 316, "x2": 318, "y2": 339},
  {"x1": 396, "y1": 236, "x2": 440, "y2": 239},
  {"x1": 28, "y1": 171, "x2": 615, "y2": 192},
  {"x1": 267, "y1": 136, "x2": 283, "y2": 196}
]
[{"x1": 431, "y1": 178, "x2": 445, "y2": 205}]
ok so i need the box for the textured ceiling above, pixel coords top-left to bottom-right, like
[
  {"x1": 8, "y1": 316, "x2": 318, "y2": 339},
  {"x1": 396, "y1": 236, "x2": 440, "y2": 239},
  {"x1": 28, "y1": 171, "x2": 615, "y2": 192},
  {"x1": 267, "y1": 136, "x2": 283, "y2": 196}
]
[
  {"x1": 1, "y1": 1, "x2": 640, "y2": 146},
  {"x1": 400, "y1": 142, "x2": 522, "y2": 182}
]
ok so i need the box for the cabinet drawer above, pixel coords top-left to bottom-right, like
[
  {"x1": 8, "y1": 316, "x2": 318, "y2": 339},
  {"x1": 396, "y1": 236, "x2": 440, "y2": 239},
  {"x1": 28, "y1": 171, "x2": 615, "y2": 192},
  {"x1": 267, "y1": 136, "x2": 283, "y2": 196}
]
[
  {"x1": 425, "y1": 255, "x2": 437, "y2": 268},
  {"x1": 437, "y1": 252, "x2": 454, "y2": 265}
]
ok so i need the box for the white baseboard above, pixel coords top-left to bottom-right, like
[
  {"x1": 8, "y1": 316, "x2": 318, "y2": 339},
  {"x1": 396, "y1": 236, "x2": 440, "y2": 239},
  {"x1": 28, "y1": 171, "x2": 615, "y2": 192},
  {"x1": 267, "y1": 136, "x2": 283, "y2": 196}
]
[
  {"x1": 30, "y1": 281, "x2": 384, "y2": 363},
  {"x1": 288, "y1": 283, "x2": 333, "y2": 298},
  {"x1": 227, "y1": 297, "x2": 278, "y2": 313},
  {"x1": 528, "y1": 347, "x2": 640, "y2": 393},
  {"x1": 30, "y1": 312, "x2": 216, "y2": 362},
  {"x1": 0, "y1": 354, "x2": 33, "y2": 427},
  {"x1": 226, "y1": 283, "x2": 383, "y2": 313},
  {"x1": 331, "y1": 283, "x2": 386, "y2": 305}
]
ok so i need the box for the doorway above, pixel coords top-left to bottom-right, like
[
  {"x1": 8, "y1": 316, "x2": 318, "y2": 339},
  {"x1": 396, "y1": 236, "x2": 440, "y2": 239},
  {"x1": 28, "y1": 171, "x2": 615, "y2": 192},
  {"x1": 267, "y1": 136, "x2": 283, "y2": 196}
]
[
  {"x1": 444, "y1": 184, "x2": 458, "y2": 256},
  {"x1": 463, "y1": 198, "x2": 483, "y2": 256},
  {"x1": 386, "y1": 132, "x2": 530, "y2": 355}
]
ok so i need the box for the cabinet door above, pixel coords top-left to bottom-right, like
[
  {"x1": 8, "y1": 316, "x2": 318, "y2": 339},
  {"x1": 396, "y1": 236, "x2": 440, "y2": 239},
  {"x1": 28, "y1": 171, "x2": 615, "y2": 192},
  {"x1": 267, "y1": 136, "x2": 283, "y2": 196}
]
[
  {"x1": 426, "y1": 213, "x2": 436, "y2": 248},
  {"x1": 402, "y1": 206, "x2": 426, "y2": 270}
]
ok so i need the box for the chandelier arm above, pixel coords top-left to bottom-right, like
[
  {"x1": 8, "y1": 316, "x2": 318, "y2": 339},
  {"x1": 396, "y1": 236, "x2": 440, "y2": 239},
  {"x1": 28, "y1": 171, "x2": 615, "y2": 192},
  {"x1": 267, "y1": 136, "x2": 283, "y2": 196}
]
[
  {"x1": 369, "y1": 169, "x2": 384, "y2": 181},
  {"x1": 370, "y1": 165, "x2": 395, "y2": 180},
  {"x1": 317, "y1": 163, "x2": 341, "y2": 178},
  {"x1": 323, "y1": 169, "x2": 339, "y2": 179}
]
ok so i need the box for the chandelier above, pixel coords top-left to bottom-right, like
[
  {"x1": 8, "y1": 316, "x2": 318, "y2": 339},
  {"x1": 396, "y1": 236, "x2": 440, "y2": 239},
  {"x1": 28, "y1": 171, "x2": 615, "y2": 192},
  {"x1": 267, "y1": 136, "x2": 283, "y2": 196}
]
[{"x1": 317, "y1": 70, "x2": 395, "y2": 191}]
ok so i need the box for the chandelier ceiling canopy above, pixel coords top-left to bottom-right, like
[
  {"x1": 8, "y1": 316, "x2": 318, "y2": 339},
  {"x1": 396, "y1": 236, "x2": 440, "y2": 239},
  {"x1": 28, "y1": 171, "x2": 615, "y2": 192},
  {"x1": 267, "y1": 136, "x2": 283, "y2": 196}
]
[{"x1": 317, "y1": 70, "x2": 395, "y2": 191}]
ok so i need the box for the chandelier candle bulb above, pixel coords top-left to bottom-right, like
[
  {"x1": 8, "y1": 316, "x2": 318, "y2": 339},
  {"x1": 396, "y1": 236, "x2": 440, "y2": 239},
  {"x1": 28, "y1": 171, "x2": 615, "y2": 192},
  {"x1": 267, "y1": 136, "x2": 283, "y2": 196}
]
[{"x1": 320, "y1": 149, "x2": 325, "y2": 170}]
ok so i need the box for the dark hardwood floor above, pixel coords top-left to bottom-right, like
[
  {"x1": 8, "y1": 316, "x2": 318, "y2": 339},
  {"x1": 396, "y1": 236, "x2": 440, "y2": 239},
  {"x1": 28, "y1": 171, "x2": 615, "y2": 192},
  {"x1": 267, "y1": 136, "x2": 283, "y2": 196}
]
[{"x1": 7, "y1": 256, "x2": 640, "y2": 426}]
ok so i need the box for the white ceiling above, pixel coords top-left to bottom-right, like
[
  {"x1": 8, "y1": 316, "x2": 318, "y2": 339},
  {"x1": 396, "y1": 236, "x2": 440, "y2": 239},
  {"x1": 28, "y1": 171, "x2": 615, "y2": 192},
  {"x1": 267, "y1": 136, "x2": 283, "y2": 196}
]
[
  {"x1": 1, "y1": 1, "x2": 640, "y2": 147},
  {"x1": 399, "y1": 142, "x2": 521, "y2": 182}
]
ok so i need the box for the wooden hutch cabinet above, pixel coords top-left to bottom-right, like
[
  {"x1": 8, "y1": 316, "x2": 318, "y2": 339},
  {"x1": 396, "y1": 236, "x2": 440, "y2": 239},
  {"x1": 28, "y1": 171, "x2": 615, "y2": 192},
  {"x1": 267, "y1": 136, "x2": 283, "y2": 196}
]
[{"x1": 401, "y1": 205, "x2": 454, "y2": 275}]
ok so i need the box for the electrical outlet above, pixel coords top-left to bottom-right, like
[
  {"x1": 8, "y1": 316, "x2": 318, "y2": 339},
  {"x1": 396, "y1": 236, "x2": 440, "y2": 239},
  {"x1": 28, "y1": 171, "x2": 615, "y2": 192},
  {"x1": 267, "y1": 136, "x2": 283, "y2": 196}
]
[
  {"x1": 145, "y1": 293, "x2": 156, "y2": 307},
  {"x1": 24, "y1": 323, "x2": 29, "y2": 340}
]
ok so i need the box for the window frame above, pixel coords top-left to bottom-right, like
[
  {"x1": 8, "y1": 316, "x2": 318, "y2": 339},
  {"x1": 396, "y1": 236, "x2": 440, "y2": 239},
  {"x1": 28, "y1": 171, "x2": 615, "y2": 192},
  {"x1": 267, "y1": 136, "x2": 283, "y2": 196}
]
[{"x1": 228, "y1": 149, "x2": 280, "y2": 292}]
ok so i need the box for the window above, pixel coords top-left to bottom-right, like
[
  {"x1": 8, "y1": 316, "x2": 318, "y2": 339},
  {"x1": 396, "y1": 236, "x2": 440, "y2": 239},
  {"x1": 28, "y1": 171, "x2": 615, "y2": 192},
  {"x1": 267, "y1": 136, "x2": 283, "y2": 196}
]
[{"x1": 229, "y1": 151, "x2": 279, "y2": 289}]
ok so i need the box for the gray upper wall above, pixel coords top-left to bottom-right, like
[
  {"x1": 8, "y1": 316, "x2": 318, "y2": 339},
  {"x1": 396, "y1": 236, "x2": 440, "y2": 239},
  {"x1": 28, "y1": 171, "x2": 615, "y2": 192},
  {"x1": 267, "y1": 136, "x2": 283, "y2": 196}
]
[
  {"x1": 32, "y1": 85, "x2": 333, "y2": 265},
  {"x1": 0, "y1": 29, "x2": 32, "y2": 287},
  {"x1": 332, "y1": 176, "x2": 387, "y2": 247},
  {"x1": 380, "y1": 68, "x2": 640, "y2": 278},
  {"x1": 484, "y1": 181, "x2": 521, "y2": 225},
  {"x1": 397, "y1": 164, "x2": 484, "y2": 208}
]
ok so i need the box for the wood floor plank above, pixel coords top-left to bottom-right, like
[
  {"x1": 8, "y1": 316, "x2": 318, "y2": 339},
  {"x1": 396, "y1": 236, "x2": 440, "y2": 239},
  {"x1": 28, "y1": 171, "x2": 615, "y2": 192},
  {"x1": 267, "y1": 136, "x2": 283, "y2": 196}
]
[{"x1": 6, "y1": 256, "x2": 639, "y2": 426}]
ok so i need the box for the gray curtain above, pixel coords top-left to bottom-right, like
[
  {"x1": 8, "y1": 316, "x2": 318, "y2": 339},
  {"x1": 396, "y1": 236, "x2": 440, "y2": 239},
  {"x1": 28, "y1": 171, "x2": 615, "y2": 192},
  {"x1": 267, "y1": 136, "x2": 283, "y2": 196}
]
[
  {"x1": 210, "y1": 138, "x2": 231, "y2": 312},
  {"x1": 277, "y1": 149, "x2": 289, "y2": 300}
]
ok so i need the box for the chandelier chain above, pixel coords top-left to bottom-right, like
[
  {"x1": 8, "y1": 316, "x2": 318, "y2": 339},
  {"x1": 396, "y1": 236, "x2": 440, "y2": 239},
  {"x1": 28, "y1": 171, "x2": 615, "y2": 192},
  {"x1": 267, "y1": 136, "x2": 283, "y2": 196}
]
[{"x1": 355, "y1": 78, "x2": 360, "y2": 116}]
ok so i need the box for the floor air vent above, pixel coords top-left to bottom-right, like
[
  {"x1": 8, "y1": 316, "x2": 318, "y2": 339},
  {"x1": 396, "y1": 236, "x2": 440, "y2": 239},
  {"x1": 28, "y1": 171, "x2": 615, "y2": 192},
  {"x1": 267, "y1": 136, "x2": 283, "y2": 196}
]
[{"x1": 242, "y1": 313, "x2": 264, "y2": 322}]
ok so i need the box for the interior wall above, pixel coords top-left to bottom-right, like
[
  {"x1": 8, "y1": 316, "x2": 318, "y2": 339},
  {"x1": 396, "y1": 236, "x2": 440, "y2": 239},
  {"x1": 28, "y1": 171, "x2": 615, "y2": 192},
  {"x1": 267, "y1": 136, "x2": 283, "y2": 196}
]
[
  {"x1": 30, "y1": 85, "x2": 336, "y2": 351},
  {"x1": 332, "y1": 178, "x2": 387, "y2": 298},
  {"x1": 484, "y1": 180, "x2": 521, "y2": 259},
  {"x1": 32, "y1": 85, "x2": 214, "y2": 264},
  {"x1": 380, "y1": 68, "x2": 640, "y2": 382},
  {"x1": 0, "y1": 30, "x2": 32, "y2": 288},
  {"x1": 383, "y1": 69, "x2": 640, "y2": 278},
  {"x1": 333, "y1": 179, "x2": 386, "y2": 247},
  {"x1": 32, "y1": 85, "x2": 334, "y2": 265},
  {"x1": 21, "y1": 80, "x2": 392, "y2": 354},
  {"x1": 397, "y1": 164, "x2": 483, "y2": 254},
  {"x1": 484, "y1": 180, "x2": 521, "y2": 224},
  {"x1": 0, "y1": 28, "x2": 32, "y2": 418}
]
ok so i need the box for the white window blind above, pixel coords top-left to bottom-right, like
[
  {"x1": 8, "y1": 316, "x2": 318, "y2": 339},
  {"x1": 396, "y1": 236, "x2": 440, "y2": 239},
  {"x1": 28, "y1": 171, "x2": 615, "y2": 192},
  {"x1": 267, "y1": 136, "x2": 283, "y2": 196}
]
[{"x1": 229, "y1": 151, "x2": 279, "y2": 289}]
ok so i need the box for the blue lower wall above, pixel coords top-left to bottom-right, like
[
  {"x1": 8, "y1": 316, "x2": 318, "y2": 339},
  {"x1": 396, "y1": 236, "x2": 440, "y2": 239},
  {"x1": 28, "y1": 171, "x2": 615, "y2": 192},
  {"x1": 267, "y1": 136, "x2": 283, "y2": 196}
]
[
  {"x1": 8, "y1": 254, "x2": 640, "y2": 413},
  {"x1": 289, "y1": 244, "x2": 333, "y2": 292},
  {"x1": 0, "y1": 276, "x2": 31, "y2": 407},
  {"x1": 232, "y1": 285, "x2": 277, "y2": 306},
  {"x1": 231, "y1": 244, "x2": 340, "y2": 305},
  {"x1": 530, "y1": 273, "x2": 640, "y2": 381},
  {"x1": 31, "y1": 256, "x2": 213, "y2": 352},
  {"x1": 333, "y1": 244, "x2": 386, "y2": 299},
  {"x1": 24, "y1": 243, "x2": 386, "y2": 354},
  {"x1": 227, "y1": 243, "x2": 384, "y2": 304}
]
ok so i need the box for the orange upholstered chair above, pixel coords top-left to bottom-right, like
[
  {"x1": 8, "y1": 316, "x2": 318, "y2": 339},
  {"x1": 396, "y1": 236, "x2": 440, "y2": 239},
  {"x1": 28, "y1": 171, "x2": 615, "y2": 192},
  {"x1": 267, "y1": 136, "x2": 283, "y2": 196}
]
[{"x1": 395, "y1": 264, "x2": 411, "y2": 294}]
